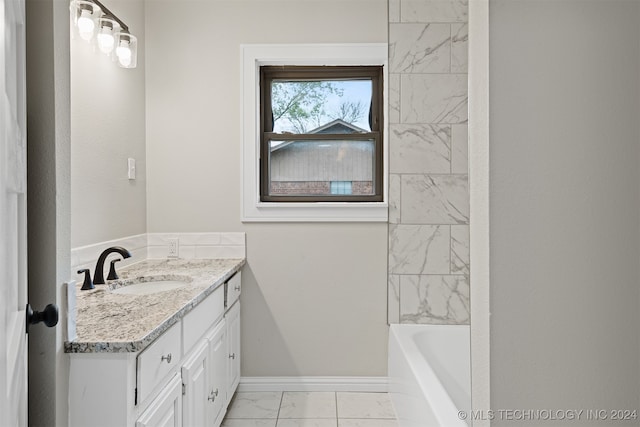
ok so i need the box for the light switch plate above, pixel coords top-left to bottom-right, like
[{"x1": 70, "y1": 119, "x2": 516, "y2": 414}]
[{"x1": 127, "y1": 158, "x2": 136, "y2": 180}]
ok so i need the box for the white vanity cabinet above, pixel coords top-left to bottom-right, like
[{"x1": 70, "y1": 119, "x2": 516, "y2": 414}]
[
  {"x1": 226, "y1": 300, "x2": 241, "y2": 401},
  {"x1": 69, "y1": 270, "x2": 242, "y2": 427},
  {"x1": 136, "y1": 374, "x2": 183, "y2": 427}
]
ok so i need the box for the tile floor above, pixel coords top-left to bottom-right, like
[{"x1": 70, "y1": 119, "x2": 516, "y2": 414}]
[{"x1": 222, "y1": 391, "x2": 398, "y2": 427}]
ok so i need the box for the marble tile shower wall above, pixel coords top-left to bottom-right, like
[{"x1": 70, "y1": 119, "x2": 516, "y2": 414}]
[{"x1": 387, "y1": 0, "x2": 469, "y2": 325}]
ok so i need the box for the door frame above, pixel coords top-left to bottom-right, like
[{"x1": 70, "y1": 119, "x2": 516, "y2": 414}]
[
  {"x1": 469, "y1": 1, "x2": 491, "y2": 426},
  {"x1": 25, "y1": 0, "x2": 71, "y2": 425}
]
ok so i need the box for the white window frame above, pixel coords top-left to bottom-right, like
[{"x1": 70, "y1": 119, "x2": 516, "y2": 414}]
[{"x1": 241, "y1": 43, "x2": 389, "y2": 222}]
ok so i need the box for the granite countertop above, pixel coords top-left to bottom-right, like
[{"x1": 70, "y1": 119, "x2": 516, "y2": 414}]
[{"x1": 64, "y1": 258, "x2": 245, "y2": 354}]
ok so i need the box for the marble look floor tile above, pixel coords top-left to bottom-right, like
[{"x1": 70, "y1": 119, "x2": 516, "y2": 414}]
[
  {"x1": 226, "y1": 392, "x2": 282, "y2": 419},
  {"x1": 338, "y1": 420, "x2": 398, "y2": 427},
  {"x1": 277, "y1": 419, "x2": 338, "y2": 427},
  {"x1": 336, "y1": 393, "x2": 396, "y2": 419},
  {"x1": 222, "y1": 420, "x2": 278, "y2": 427},
  {"x1": 279, "y1": 392, "x2": 337, "y2": 419}
]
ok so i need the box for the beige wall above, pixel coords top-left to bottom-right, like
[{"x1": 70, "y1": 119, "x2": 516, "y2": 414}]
[
  {"x1": 490, "y1": 0, "x2": 640, "y2": 423},
  {"x1": 145, "y1": 0, "x2": 389, "y2": 376},
  {"x1": 71, "y1": 0, "x2": 147, "y2": 248}
]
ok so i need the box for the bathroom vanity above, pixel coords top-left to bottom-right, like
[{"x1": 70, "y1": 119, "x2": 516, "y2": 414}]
[{"x1": 65, "y1": 258, "x2": 244, "y2": 427}]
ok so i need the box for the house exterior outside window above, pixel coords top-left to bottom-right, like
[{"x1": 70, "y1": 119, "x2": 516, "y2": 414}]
[
  {"x1": 260, "y1": 65, "x2": 384, "y2": 203},
  {"x1": 241, "y1": 43, "x2": 388, "y2": 222}
]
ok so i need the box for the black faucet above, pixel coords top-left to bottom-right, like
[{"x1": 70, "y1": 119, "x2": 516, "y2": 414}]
[{"x1": 93, "y1": 246, "x2": 132, "y2": 285}]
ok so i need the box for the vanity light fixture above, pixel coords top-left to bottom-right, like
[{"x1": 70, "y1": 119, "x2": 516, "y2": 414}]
[{"x1": 70, "y1": 0, "x2": 137, "y2": 68}]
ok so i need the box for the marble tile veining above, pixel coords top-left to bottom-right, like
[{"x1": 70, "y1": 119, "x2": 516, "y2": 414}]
[
  {"x1": 279, "y1": 392, "x2": 337, "y2": 419},
  {"x1": 222, "y1": 420, "x2": 277, "y2": 427},
  {"x1": 336, "y1": 393, "x2": 396, "y2": 419},
  {"x1": 65, "y1": 258, "x2": 245, "y2": 353},
  {"x1": 400, "y1": 174, "x2": 469, "y2": 224},
  {"x1": 277, "y1": 420, "x2": 336, "y2": 427},
  {"x1": 388, "y1": 275, "x2": 401, "y2": 324},
  {"x1": 389, "y1": 124, "x2": 450, "y2": 174},
  {"x1": 226, "y1": 392, "x2": 283, "y2": 419},
  {"x1": 451, "y1": 225, "x2": 470, "y2": 275},
  {"x1": 400, "y1": 74, "x2": 468, "y2": 124},
  {"x1": 451, "y1": 23, "x2": 468, "y2": 73},
  {"x1": 339, "y1": 420, "x2": 398, "y2": 427},
  {"x1": 451, "y1": 124, "x2": 468, "y2": 174},
  {"x1": 389, "y1": 0, "x2": 400, "y2": 23},
  {"x1": 388, "y1": 174, "x2": 401, "y2": 224},
  {"x1": 389, "y1": 225, "x2": 450, "y2": 275},
  {"x1": 390, "y1": 23, "x2": 451, "y2": 73},
  {"x1": 388, "y1": 73, "x2": 401, "y2": 124},
  {"x1": 400, "y1": 0, "x2": 468, "y2": 23},
  {"x1": 399, "y1": 275, "x2": 469, "y2": 324}
]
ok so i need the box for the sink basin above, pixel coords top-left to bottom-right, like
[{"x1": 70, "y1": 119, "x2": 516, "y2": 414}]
[{"x1": 111, "y1": 280, "x2": 188, "y2": 296}]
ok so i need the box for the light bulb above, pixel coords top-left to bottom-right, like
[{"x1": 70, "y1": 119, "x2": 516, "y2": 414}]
[
  {"x1": 77, "y1": 9, "x2": 95, "y2": 41},
  {"x1": 114, "y1": 32, "x2": 137, "y2": 68},
  {"x1": 116, "y1": 41, "x2": 132, "y2": 67},
  {"x1": 97, "y1": 29, "x2": 115, "y2": 54}
]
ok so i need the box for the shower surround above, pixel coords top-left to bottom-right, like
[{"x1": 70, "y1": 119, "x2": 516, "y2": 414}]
[{"x1": 388, "y1": 0, "x2": 469, "y2": 325}]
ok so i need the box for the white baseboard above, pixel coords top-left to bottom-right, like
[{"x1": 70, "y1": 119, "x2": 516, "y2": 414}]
[{"x1": 238, "y1": 377, "x2": 388, "y2": 393}]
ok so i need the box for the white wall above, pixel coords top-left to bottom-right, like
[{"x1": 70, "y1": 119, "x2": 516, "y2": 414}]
[
  {"x1": 489, "y1": 0, "x2": 640, "y2": 423},
  {"x1": 71, "y1": 0, "x2": 146, "y2": 248},
  {"x1": 145, "y1": 0, "x2": 389, "y2": 376}
]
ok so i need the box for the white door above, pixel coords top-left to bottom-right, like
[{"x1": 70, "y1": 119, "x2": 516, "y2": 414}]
[{"x1": 1, "y1": 0, "x2": 28, "y2": 425}]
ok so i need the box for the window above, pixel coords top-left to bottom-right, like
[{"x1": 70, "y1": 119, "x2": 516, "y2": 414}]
[
  {"x1": 330, "y1": 181, "x2": 353, "y2": 195},
  {"x1": 260, "y1": 66, "x2": 383, "y2": 203},
  {"x1": 241, "y1": 43, "x2": 388, "y2": 222}
]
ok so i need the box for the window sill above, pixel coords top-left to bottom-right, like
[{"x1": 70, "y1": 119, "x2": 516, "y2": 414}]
[{"x1": 241, "y1": 202, "x2": 389, "y2": 223}]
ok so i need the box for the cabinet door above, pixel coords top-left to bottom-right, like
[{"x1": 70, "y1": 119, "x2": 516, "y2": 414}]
[
  {"x1": 207, "y1": 320, "x2": 227, "y2": 426},
  {"x1": 181, "y1": 340, "x2": 209, "y2": 427},
  {"x1": 137, "y1": 374, "x2": 183, "y2": 427},
  {"x1": 226, "y1": 302, "x2": 241, "y2": 403}
]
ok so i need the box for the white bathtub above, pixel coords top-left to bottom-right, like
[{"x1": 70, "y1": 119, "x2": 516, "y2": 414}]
[{"x1": 388, "y1": 324, "x2": 471, "y2": 427}]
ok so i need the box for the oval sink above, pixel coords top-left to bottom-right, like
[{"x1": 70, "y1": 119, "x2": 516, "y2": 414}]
[{"x1": 111, "y1": 280, "x2": 188, "y2": 296}]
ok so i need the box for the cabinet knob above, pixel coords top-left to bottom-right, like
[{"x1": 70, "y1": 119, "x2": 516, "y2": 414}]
[
  {"x1": 234, "y1": 285, "x2": 240, "y2": 291},
  {"x1": 229, "y1": 353, "x2": 236, "y2": 360},
  {"x1": 208, "y1": 388, "x2": 219, "y2": 402},
  {"x1": 161, "y1": 353, "x2": 172, "y2": 364}
]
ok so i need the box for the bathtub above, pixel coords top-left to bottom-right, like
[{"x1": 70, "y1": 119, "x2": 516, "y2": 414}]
[{"x1": 388, "y1": 324, "x2": 471, "y2": 427}]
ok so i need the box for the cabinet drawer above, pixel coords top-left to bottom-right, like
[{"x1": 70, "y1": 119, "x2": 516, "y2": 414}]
[
  {"x1": 137, "y1": 322, "x2": 181, "y2": 405},
  {"x1": 183, "y1": 285, "x2": 224, "y2": 355},
  {"x1": 225, "y1": 272, "x2": 241, "y2": 309}
]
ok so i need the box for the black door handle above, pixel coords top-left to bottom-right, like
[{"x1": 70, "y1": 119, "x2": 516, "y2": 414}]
[{"x1": 26, "y1": 303, "x2": 59, "y2": 334}]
